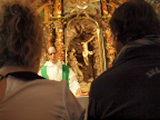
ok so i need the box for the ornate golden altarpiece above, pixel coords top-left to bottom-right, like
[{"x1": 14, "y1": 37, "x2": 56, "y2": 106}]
[{"x1": 34, "y1": 0, "x2": 127, "y2": 95}]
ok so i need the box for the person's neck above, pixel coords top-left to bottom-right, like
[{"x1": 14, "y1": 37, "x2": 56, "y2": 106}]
[
  {"x1": 0, "y1": 66, "x2": 35, "y2": 100},
  {"x1": 0, "y1": 66, "x2": 35, "y2": 76}
]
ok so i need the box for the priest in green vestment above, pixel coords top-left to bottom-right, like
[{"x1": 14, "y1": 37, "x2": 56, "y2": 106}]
[{"x1": 39, "y1": 47, "x2": 80, "y2": 96}]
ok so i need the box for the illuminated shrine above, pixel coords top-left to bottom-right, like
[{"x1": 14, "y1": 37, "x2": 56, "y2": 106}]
[{"x1": 31, "y1": 0, "x2": 159, "y2": 96}]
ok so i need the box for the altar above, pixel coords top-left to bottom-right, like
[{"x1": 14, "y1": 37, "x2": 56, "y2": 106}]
[{"x1": 31, "y1": 0, "x2": 159, "y2": 96}]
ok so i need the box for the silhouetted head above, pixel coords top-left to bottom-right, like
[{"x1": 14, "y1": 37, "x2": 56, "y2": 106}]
[
  {"x1": 0, "y1": 0, "x2": 43, "y2": 71},
  {"x1": 109, "y1": 0, "x2": 160, "y2": 46}
]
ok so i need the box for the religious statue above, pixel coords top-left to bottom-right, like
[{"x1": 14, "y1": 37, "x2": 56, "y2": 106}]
[{"x1": 81, "y1": 35, "x2": 95, "y2": 66}]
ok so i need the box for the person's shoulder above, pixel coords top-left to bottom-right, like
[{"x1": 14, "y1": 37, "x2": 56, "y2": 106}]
[
  {"x1": 90, "y1": 67, "x2": 120, "y2": 97},
  {"x1": 40, "y1": 61, "x2": 51, "y2": 67},
  {"x1": 44, "y1": 61, "x2": 53, "y2": 66},
  {"x1": 42, "y1": 61, "x2": 59, "y2": 68},
  {"x1": 3, "y1": 78, "x2": 69, "y2": 104},
  {"x1": 92, "y1": 68, "x2": 115, "y2": 86},
  {"x1": 92, "y1": 63, "x2": 130, "y2": 87},
  {"x1": 28, "y1": 80, "x2": 69, "y2": 101},
  {"x1": 29, "y1": 79, "x2": 67, "y2": 90},
  {"x1": 13, "y1": 79, "x2": 68, "y2": 96}
]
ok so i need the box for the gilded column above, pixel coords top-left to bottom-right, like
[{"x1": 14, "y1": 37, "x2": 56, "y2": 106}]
[
  {"x1": 101, "y1": 0, "x2": 116, "y2": 68},
  {"x1": 54, "y1": 0, "x2": 64, "y2": 61}
]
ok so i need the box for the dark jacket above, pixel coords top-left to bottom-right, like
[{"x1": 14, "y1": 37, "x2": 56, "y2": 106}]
[{"x1": 88, "y1": 37, "x2": 160, "y2": 120}]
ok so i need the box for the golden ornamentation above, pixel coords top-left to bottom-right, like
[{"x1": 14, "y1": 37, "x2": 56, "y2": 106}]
[
  {"x1": 53, "y1": 0, "x2": 64, "y2": 61},
  {"x1": 34, "y1": 0, "x2": 127, "y2": 96},
  {"x1": 65, "y1": 15, "x2": 106, "y2": 83}
]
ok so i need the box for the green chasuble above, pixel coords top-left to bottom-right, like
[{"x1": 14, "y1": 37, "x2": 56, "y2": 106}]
[
  {"x1": 41, "y1": 65, "x2": 49, "y2": 79},
  {"x1": 62, "y1": 64, "x2": 70, "y2": 87}
]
